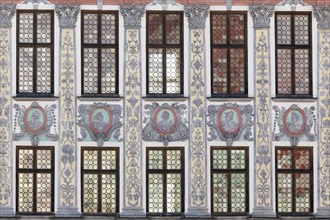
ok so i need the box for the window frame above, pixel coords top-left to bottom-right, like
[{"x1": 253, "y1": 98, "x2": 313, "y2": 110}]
[
  {"x1": 210, "y1": 146, "x2": 249, "y2": 215},
  {"x1": 16, "y1": 10, "x2": 54, "y2": 97},
  {"x1": 275, "y1": 147, "x2": 313, "y2": 216},
  {"x1": 16, "y1": 146, "x2": 54, "y2": 214},
  {"x1": 81, "y1": 10, "x2": 119, "y2": 97},
  {"x1": 275, "y1": 12, "x2": 313, "y2": 98},
  {"x1": 81, "y1": 147, "x2": 120, "y2": 215},
  {"x1": 210, "y1": 11, "x2": 248, "y2": 98},
  {"x1": 146, "y1": 147, "x2": 185, "y2": 215},
  {"x1": 146, "y1": 11, "x2": 184, "y2": 97}
]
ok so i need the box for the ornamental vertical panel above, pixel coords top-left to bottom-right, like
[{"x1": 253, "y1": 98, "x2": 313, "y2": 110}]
[
  {"x1": 314, "y1": 6, "x2": 330, "y2": 218},
  {"x1": 55, "y1": 4, "x2": 80, "y2": 217},
  {"x1": 184, "y1": 5, "x2": 210, "y2": 217},
  {"x1": 250, "y1": 5, "x2": 276, "y2": 217},
  {"x1": 120, "y1": 5, "x2": 145, "y2": 217},
  {"x1": 0, "y1": 4, "x2": 15, "y2": 217}
]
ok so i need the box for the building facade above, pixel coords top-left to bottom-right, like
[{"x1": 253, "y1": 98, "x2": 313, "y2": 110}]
[{"x1": 0, "y1": 0, "x2": 329, "y2": 218}]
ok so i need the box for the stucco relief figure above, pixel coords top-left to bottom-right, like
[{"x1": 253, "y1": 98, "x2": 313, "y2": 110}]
[
  {"x1": 222, "y1": 110, "x2": 238, "y2": 133},
  {"x1": 287, "y1": 111, "x2": 303, "y2": 132},
  {"x1": 92, "y1": 111, "x2": 109, "y2": 131},
  {"x1": 28, "y1": 110, "x2": 42, "y2": 130},
  {"x1": 157, "y1": 111, "x2": 174, "y2": 133}
]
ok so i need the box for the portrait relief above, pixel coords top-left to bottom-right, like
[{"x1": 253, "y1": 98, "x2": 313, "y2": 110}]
[
  {"x1": 218, "y1": 108, "x2": 242, "y2": 134},
  {"x1": 24, "y1": 106, "x2": 47, "y2": 136},
  {"x1": 154, "y1": 108, "x2": 178, "y2": 135},
  {"x1": 89, "y1": 108, "x2": 112, "y2": 133},
  {"x1": 283, "y1": 108, "x2": 306, "y2": 136}
]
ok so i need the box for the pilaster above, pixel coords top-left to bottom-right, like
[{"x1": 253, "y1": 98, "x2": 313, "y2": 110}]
[
  {"x1": 314, "y1": 5, "x2": 330, "y2": 219},
  {"x1": 55, "y1": 4, "x2": 80, "y2": 217},
  {"x1": 250, "y1": 5, "x2": 276, "y2": 218},
  {"x1": 120, "y1": 5, "x2": 145, "y2": 217},
  {"x1": 0, "y1": 4, "x2": 16, "y2": 217},
  {"x1": 184, "y1": 5, "x2": 210, "y2": 218}
]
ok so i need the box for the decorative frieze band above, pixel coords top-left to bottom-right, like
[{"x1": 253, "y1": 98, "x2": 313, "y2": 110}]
[
  {"x1": 314, "y1": 6, "x2": 330, "y2": 29},
  {"x1": 55, "y1": 4, "x2": 80, "y2": 27},
  {"x1": 184, "y1": 5, "x2": 209, "y2": 29},
  {"x1": 120, "y1": 5, "x2": 145, "y2": 29},
  {"x1": 250, "y1": 5, "x2": 274, "y2": 29},
  {"x1": 0, "y1": 5, "x2": 16, "y2": 27}
]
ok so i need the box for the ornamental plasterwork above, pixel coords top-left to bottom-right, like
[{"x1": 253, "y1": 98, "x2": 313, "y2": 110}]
[
  {"x1": 207, "y1": 103, "x2": 253, "y2": 146},
  {"x1": 0, "y1": 4, "x2": 16, "y2": 27},
  {"x1": 250, "y1": 5, "x2": 274, "y2": 28},
  {"x1": 55, "y1": 4, "x2": 80, "y2": 27},
  {"x1": 22, "y1": 0, "x2": 50, "y2": 4},
  {"x1": 272, "y1": 104, "x2": 316, "y2": 146},
  {"x1": 120, "y1": 5, "x2": 145, "y2": 29},
  {"x1": 78, "y1": 103, "x2": 123, "y2": 146},
  {"x1": 278, "y1": 0, "x2": 307, "y2": 6},
  {"x1": 13, "y1": 102, "x2": 58, "y2": 146},
  {"x1": 314, "y1": 6, "x2": 330, "y2": 29},
  {"x1": 142, "y1": 102, "x2": 189, "y2": 146},
  {"x1": 184, "y1": 5, "x2": 209, "y2": 29},
  {"x1": 150, "y1": 0, "x2": 179, "y2": 6}
]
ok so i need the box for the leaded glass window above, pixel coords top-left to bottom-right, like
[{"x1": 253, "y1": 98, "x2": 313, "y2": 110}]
[
  {"x1": 16, "y1": 146, "x2": 54, "y2": 213},
  {"x1": 81, "y1": 11, "x2": 118, "y2": 95},
  {"x1": 276, "y1": 147, "x2": 313, "y2": 215},
  {"x1": 275, "y1": 12, "x2": 312, "y2": 97},
  {"x1": 17, "y1": 10, "x2": 54, "y2": 96},
  {"x1": 81, "y1": 147, "x2": 119, "y2": 214},
  {"x1": 211, "y1": 12, "x2": 247, "y2": 97},
  {"x1": 211, "y1": 147, "x2": 249, "y2": 214},
  {"x1": 147, "y1": 12, "x2": 183, "y2": 96},
  {"x1": 147, "y1": 148, "x2": 184, "y2": 215}
]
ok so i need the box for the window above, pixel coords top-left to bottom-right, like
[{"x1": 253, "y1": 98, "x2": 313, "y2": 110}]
[
  {"x1": 146, "y1": 12, "x2": 183, "y2": 96},
  {"x1": 81, "y1": 11, "x2": 118, "y2": 96},
  {"x1": 275, "y1": 12, "x2": 312, "y2": 97},
  {"x1": 276, "y1": 147, "x2": 313, "y2": 215},
  {"x1": 211, "y1": 147, "x2": 249, "y2": 214},
  {"x1": 81, "y1": 147, "x2": 119, "y2": 214},
  {"x1": 17, "y1": 10, "x2": 54, "y2": 96},
  {"x1": 16, "y1": 146, "x2": 54, "y2": 213},
  {"x1": 210, "y1": 12, "x2": 247, "y2": 97},
  {"x1": 147, "y1": 148, "x2": 184, "y2": 215}
]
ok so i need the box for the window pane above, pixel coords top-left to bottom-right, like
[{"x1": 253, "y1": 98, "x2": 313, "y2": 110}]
[
  {"x1": 148, "y1": 150, "x2": 163, "y2": 169},
  {"x1": 277, "y1": 149, "x2": 292, "y2": 169},
  {"x1": 83, "y1": 150, "x2": 98, "y2": 170},
  {"x1": 18, "y1": 149, "x2": 34, "y2": 169},
  {"x1": 212, "y1": 48, "x2": 227, "y2": 94},
  {"x1": 213, "y1": 173, "x2": 228, "y2": 212},
  {"x1": 166, "y1": 173, "x2": 182, "y2": 213},
  {"x1": 18, "y1": 173, "x2": 34, "y2": 212},
  {"x1": 36, "y1": 149, "x2": 52, "y2": 169},
  {"x1": 148, "y1": 48, "x2": 163, "y2": 94},
  {"x1": 231, "y1": 173, "x2": 246, "y2": 212},
  {"x1": 165, "y1": 14, "x2": 181, "y2": 45},
  {"x1": 36, "y1": 13, "x2": 52, "y2": 44},
  {"x1": 83, "y1": 48, "x2": 98, "y2": 94},
  {"x1": 166, "y1": 150, "x2": 181, "y2": 170},
  {"x1": 19, "y1": 13, "x2": 33, "y2": 43},
  {"x1": 101, "y1": 150, "x2": 117, "y2": 170},
  {"x1": 277, "y1": 49, "x2": 292, "y2": 95},
  {"x1": 295, "y1": 149, "x2": 310, "y2": 169},
  {"x1": 36, "y1": 47, "x2": 52, "y2": 93},
  {"x1": 101, "y1": 174, "x2": 117, "y2": 213},
  {"x1": 166, "y1": 48, "x2": 181, "y2": 94},
  {"x1": 18, "y1": 47, "x2": 34, "y2": 93},
  {"x1": 36, "y1": 173, "x2": 52, "y2": 212},
  {"x1": 294, "y1": 49, "x2": 310, "y2": 95},
  {"x1": 277, "y1": 173, "x2": 293, "y2": 212},
  {"x1": 83, "y1": 14, "x2": 98, "y2": 44},
  {"x1": 101, "y1": 14, "x2": 116, "y2": 44},
  {"x1": 148, "y1": 14, "x2": 163, "y2": 44},
  {"x1": 295, "y1": 173, "x2": 311, "y2": 212},
  {"x1": 101, "y1": 48, "x2": 116, "y2": 93},
  {"x1": 148, "y1": 173, "x2": 164, "y2": 213},
  {"x1": 277, "y1": 15, "x2": 291, "y2": 45},
  {"x1": 83, "y1": 173, "x2": 98, "y2": 213},
  {"x1": 294, "y1": 15, "x2": 309, "y2": 45},
  {"x1": 229, "y1": 14, "x2": 245, "y2": 45},
  {"x1": 231, "y1": 150, "x2": 245, "y2": 169},
  {"x1": 213, "y1": 149, "x2": 228, "y2": 169},
  {"x1": 230, "y1": 48, "x2": 245, "y2": 94},
  {"x1": 211, "y1": 14, "x2": 227, "y2": 44}
]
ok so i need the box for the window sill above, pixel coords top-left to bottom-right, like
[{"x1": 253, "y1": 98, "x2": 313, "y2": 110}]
[
  {"x1": 13, "y1": 96, "x2": 58, "y2": 101},
  {"x1": 143, "y1": 96, "x2": 188, "y2": 102},
  {"x1": 207, "y1": 97, "x2": 253, "y2": 102},
  {"x1": 78, "y1": 96, "x2": 123, "y2": 102},
  {"x1": 272, "y1": 97, "x2": 317, "y2": 102}
]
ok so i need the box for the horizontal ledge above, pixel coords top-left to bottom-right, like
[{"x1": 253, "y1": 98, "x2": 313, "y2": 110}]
[
  {"x1": 272, "y1": 98, "x2": 317, "y2": 103},
  {"x1": 13, "y1": 96, "x2": 58, "y2": 102},
  {"x1": 207, "y1": 97, "x2": 254, "y2": 102},
  {"x1": 143, "y1": 97, "x2": 188, "y2": 102},
  {"x1": 77, "y1": 97, "x2": 123, "y2": 102}
]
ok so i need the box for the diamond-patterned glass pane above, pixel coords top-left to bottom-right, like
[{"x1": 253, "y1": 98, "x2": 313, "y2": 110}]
[
  {"x1": 295, "y1": 149, "x2": 310, "y2": 169},
  {"x1": 165, "y1": 14, "x2": 181, "y2": 44},
  {"x1": 294, "y1": 15, "x2": 309, "y2": 45},
  {"x1": 166, "y1": 48, "x2": 181, "y2": 94},
  {"x1": 278, "y1": 173, "x2": 293, "y2": 212},
  {"x1": 277, "y1": 49, "x2": 292, "y2": 95},
  {"x1": 83, "y1": 14, "x2": 98, "y2": 44},
  {"x1": 83, "y1": 48, "x2": 98, "y2": 93},
  {"x1": 166, "y1": 173, "x2": 182, "y2": 213},
  {"x1": 231, "y1": 173, "x2": 246, "y2": 212},
  {"x1": 148, "y1": 14, "x2": 163, "y2": 44},
  {"x1": 101, "y1": 14, "x2": 116, "y2": 44},
  {"x1": 36, "y1": 149, "x2": 52, "y2": 169},
  {"x1": 166, "y1": 150, "x2": 181, "y2": 170},
  {"x1": 213, "y1": 149, "x2": 228, "y2": 169},
  {"x1": 148, "y1": 48, "x2": 163, "y2": 94},
  {"x1": 83, "y1": 173, "x2": 98, "y2": 213},
  {"x1": 101, "y1": 150, "x2": 117, "y2": 170},
  {"x1": 229, "y1": 14, "x2": 245, "y2": 45},
  {"x1": 101, "y1": 174, "x2": 117, "y2": 213},
  {"x1": 36, "y1": 173, "x2": 52, "y2": 212},
  {"x1": 18, "y1": 173, "x2": 34, "y2": 212},
  {"x1": 36, "y1": 47, "x2": 52, "y2": 93},
  {"x1": 18, "y1": 149, "x2": 34, "y2": 169},
  {"x1": 148, "y1": 173, "x2": 164, "y2": 213},
  {"x1": 295, "y1": 173, "x2": 311, "y2": 212},
  {"x1": 36, "y1": 13, "x2": 52, "y2": 44},
  {"x1": 230, "y1": 48, "x2": 245, "y2": 93},
  {"x1": 212, "y1": 48, "x2": 227, "y2": 94},
  {"x1": 277, "y1": 15, "x2": 291, "y2": 45},
  {"x1": 277, "y1": 149, "x2": 292, "y2": 169},
  {"x1": 101, "y1": 48, "x2": 116, "y2": 93},
  {"x1": 231, "y1": 150, "x2": 246, "y2": 169},
  {"x1": 148, "y1": 150, "x2": 163, "y2": 170},
  {"x1": 83, "y1": 150, "x2": 98, "y2": 170},
  {"x1": 19, "y1": 13, "x2": 33, "y2": 43},
  {"x1": 18, "y1": 47, "x2": 34, "y2": 93},
  {"x1": 213, "y1": 173, "x2": 228, "y2": 212},
  {"x1": 211, "y1": 14, "x2": 227, "y2": 44},
  {"x1": 294, "y1": 49, "x2": 310, "y2": 95}
]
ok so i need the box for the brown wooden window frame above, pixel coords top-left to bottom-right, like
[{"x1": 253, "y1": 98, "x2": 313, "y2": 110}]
[
  {"x1": 275, "y1": 12, "x2": 312, "y2": 98},
  {"x1": 16, "y1": 146, "x2": 54, "y2": 214},
  {"x1": 81, "y1": 147, "x2": 120, "y2": 215},
  {"x1": 81, "y1": 10, "x2": 119, "y2": 97},
  {"x1": 275, "y1": 147, "x2": 313, "y2": 216},
  {"x1": 16, "y1": 10, "x2": 54, "y2": 97},
  {"x1": 146, "y1": 11, "x2": 184, "y2": 97},
  {"x1": 146, "y1": 147, "x2": 185, "y2": 215},
  {"x1": 211, "y1": 147, "x2": 249, "y2": 215},
  {"x1": 210, "y1": 11, "x2": 248, "y2": 98}
]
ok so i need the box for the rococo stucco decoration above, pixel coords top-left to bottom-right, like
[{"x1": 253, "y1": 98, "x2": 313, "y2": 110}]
[
  {"x1": 184, "y1": 5, "x2": 209, "y2": 29},
  {"x1": 55, "y1": 4, "x2": 80, "y2": 27},
  {"x1": 0, "y1": 4, "x2": 16, "y2": 27},
  {"x1": 13, "y1": 102, "x2": 58, "y2": 146},
  {"x1": 207, "y1": 103, "x2": 253, "y2": 146},
  {"x1": 78, "y1": 103, "x2": 123, "y2": 146},
  {"x1": 142, "y1": 102, "x2": 189, "y2": 146},
  {"x1": 278, "y1": 0, "x2": 307, "y2": 6},
  {"x1": 120, "y1": 5, "x2": 145, "y2": 29},
  {"x1": 272, "y1": 104, "x2": 316, "y2": 146},
  {"x1": 250, "y1": 5, "x2": 274, "y2": 29},
  {"x1": 314, "y1": 6, "x2": 330, "y2": 29}
]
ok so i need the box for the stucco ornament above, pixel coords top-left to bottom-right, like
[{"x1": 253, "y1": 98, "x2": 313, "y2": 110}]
[
  {"x1": 273, "y1": 104, "x2": 316, "y2": 146},
  {"x1": 77, "y1": 102, "x2": 123, "y2": 146},
  {"x1": 207, "y1": 103, "x2": 253, "y2": 146},
  {"x1": 22, "y1": 0, "x2": 50, "y2": 4},
  {"x1": 13, "y1": 102, "x2": 58, "y2": 146},
  {"x1": 0, "y1": 4, "x2": 16, "y2": 27},
  {"x1": 142, "y1": 102, "x2": 189, "y2": 146},
  {"x1": 184, "y1": 5, "x2": 209, "y2": 29},
  {"x1": 150, "y1": 0, "x2": 179, "y2": 6},
  {"x1": 250, "y1": 5, "x2": 274, "y2": 28},
  {"x1": 120, "y1": 5, "x2": 145, "y2": 29},
  {"x1": 55, "y1": 4, "x2": 80, "y2": 27},
  {"x1": 314, "y1": 6, "x2": 330, "y2": 29},
  {"x1": 278, "y1": 0, "x2": 307, "y2": 6}
]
